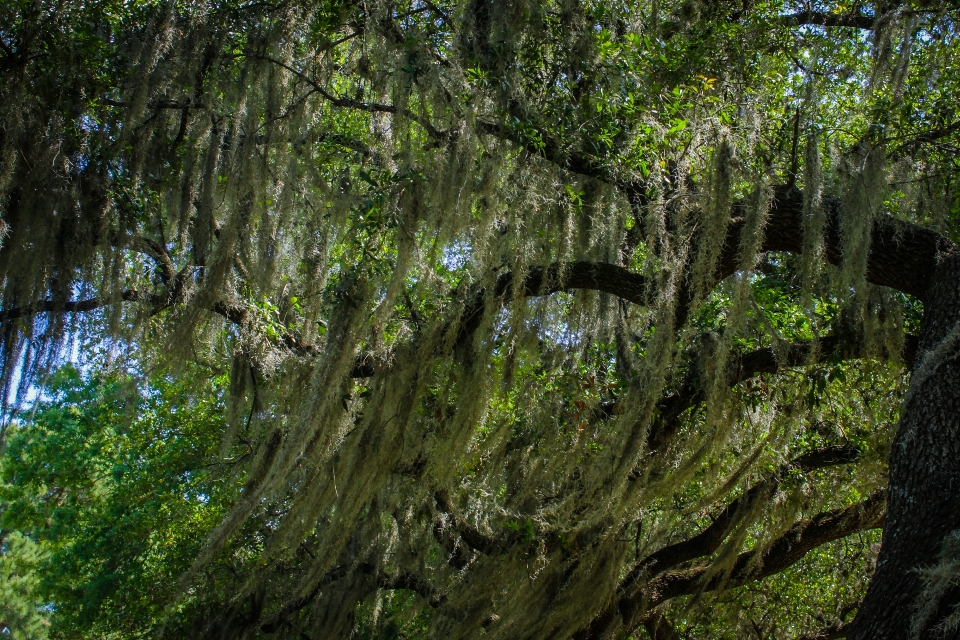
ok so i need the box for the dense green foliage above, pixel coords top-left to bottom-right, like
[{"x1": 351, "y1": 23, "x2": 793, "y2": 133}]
[{"x1": 1, "y1": 366, "x2": 238, "y2": 637}]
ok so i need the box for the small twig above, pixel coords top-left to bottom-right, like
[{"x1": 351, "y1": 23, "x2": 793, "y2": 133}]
[
  {"x1": 249, "y1": 53, "x2": 447, "y2": 141},
  {"x1": 420, "y1": 1, "x2": 451, "y2": 24}
]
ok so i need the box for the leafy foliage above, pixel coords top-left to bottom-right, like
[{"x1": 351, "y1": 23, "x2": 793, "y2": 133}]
[{"x1": 0, "y1": 365, "x2": 248, "y2": 638}]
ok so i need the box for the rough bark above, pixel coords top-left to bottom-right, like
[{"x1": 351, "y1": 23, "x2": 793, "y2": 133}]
[{"x1": 850, "y1": 247, "x2": 960, "y2": 638}]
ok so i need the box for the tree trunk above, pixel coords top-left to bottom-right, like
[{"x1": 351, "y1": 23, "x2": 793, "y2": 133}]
[{"x1": 851, "y1": 247, "x2": 960, "y2": 638}]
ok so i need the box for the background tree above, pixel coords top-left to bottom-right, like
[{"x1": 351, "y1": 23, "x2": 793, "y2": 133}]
[
  {"x1": 0, "y1": 0, "x2": 958, "y2": 638},
  {"x1": 1, "y1": 365, "x2": 240, "y2": 638}
]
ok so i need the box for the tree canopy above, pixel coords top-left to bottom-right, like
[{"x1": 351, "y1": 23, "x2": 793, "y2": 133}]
[{"x1": 0, "y1": 0, "x2": 959, "y2": 638}]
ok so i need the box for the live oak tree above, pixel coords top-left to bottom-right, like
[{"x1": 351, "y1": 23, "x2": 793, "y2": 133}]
[{"x1": 0, "y1": 0, "x2": 959, "y2": 638}]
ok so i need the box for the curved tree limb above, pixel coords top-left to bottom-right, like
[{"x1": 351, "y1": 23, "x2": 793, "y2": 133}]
[
  {"x1": 131, "y1": 236, "x2": 177, "y2": 284},
  {"x1": 575, "y1": 491, "x2": 885, "y2": 638},
  {"x1": 455, "y1": 261, "x2": 647, "y2": 345},
  {"x1": 453, "y1": 186, "x2": 950, "y2": 352},
  {"x1": 625, "y1": 445, "x2": 862, "y2": 588},
  {"x1": 637, "y1": 490, "x2": 886, "y2": 625},
  {"x1": 575, "y1": 492, "x2": 884, "y2": 638},
  {"x1": 0, "y1": 289, "x2": 152, "y2": 323},
  {"x1": 0, "y1": 232, "x2": 184, "y2": 324},
  {"x1": 642, "y1": 331, "x2": 919, "y2": 460},
  {"x1": 583, "y1": 445, "x2": 863, "y2": 637},
  {"x1": 433, "y1": 490, "x2": 498, "y2": 555},
  {"x1": 436, "y1": 442, "x2": 863, "y2": 574},
  {"x1": 752, "y1": 186, "x2": 950, "y2": 303},
  {"x1": 782, "y1": 10, "x2": 877, "y2": 29}
]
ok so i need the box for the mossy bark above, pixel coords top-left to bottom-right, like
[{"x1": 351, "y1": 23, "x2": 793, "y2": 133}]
[{"x1": 851, "y1": 247, "x2": 960, "y2": 638}]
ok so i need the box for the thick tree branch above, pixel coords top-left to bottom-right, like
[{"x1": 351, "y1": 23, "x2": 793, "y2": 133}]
[
  {"x1": 454, "y1": 186, "x2": 948, "y2": 353},
  {"x1": 0, "y1": 289, "x2": 152, "y2": 323},
  {"x1": 580, "y1": 446, "x2": 862, "y2": 638},
  {"x1": 456, "y1": 186, "x2": 951, "y2": 331},
  {"x1": 0, "y1": 235, "x2": 184, "y2": 324},
  {"x1": 782, "y1": 10, "x2": 876, "y2": 29},
  {"x1": 623, "y1": 445, "x2": 862, "y2": 591},
  {"x1": 131, "y1": 236, "x2": 178, "y2": 285},
  {"x1": 733, "y1": 332, "x2": 919, "y2": 385},
  {"x1": 637, "y1": 490, "x2": 886, "y2": 621},
  {"x1": 455, "y1": 261, "x2": 647, "y2": 346},
  {"x1": 436, "y1": 443, "x2": 863, "y2": 579},
  {"x1": 433, "y1": 490, "x2": 498, "y2": 555},
  {"x1": 576, "y1": 493, "x2": 885, "y2": 638},
  {"x1": 253, "y1": 54, "x2": 448, "y2": 141},
  {"x1": 378, "y1": 570, "x2": 446, "y2": 608},
  {"x1": 751, "y1": 185, "x2": 950, "y2": 303},
  {"x1": 432, "y1": 494, "x2": 609, "y2": 561},
  {"x1": 211, "y1": 300, "x2": 250, "y2": 326},
  {"x1": 642, "y1": 332, "x2": 919, "y2": 459},
  {"x1": 498, "y1": 261, "x2": 647, "y2": 305}
]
